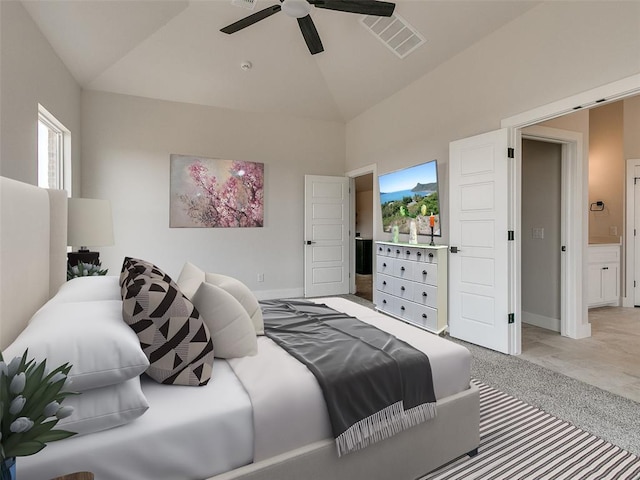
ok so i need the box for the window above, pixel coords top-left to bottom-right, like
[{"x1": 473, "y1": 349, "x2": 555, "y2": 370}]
[{"x1": 38, "y1": 104, "x2": 71, "y2": 194}]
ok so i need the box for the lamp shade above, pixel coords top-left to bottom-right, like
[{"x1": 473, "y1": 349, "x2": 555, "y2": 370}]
[{"x1": 67, "y1": 198, "x2": 114, "y2": 249}]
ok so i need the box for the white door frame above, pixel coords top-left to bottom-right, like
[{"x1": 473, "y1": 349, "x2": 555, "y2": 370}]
[
  {"x1": 501, "y1": 73, "x2": 640, "y2": 345},
  {"x1": 346, "y1": 164, "x2": 378, "y2": 294},
  {"x1": 521, "y1": 126, "x2": 584, "y2": 339},
  {"x1": 624, "y1": 159, "x2": 640, "y2": 307}
]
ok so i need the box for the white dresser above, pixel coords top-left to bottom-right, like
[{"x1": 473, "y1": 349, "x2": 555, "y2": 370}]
[
  {"x1": 374, "y1": 241, "x2": 448, "y2": 334},
  {"x1": 587, "y1": 243, "x2": 620, "y2": 308}
]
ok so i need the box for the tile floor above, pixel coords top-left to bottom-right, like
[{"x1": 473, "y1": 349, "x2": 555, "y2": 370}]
[{"x1": 520, "y1": 306, "x2": 640, "y2": 403}]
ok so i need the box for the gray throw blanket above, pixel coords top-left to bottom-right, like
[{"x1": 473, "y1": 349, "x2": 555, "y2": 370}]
[{"x1": 261, "y1": 299, "x2": 437, "y2": 456}]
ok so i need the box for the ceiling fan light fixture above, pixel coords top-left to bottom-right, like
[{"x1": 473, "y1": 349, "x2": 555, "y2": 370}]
[{"x1": 282, "y1": 0, "x2": 311, "y2": 18}]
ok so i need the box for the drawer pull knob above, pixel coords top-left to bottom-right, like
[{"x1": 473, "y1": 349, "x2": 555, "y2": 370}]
[
  {"x1": 422, "y1": 270, "x2": 427, "y2": 275},
  {"x1": 417, "y1": 252, "x2": 422, "y2": 256},
  {"x1": 401, "y1": 266, "x2": 405, "y2": 271},
  {"x1": 428, "y1": 253, "x2": 434, "y2": 258},
  {"x1": 383, "y1": 263, "x2": 387, "y2": 267},
  {"x1": 379, "y1": 247, "x2": 383, "y2": 252},
  {"x1": 387, "y1": 248, "x2": 391, "y2": 253},
  {"x1": 396, "y1": 249, "x2": 400, "y2": 254},
  {"x1": 383, "y1": 299, "x2": 387, "y2": 304},
  {"x1": 401, "y1": 286, "x2": 405, "y2": 291},
  {"x1": 406, "y1": 250, "x2": 410, "y2": 255},
  {"x1": 422, "y1": 314, "x2": 427, "y2": 319},
  {"x1": 383, "y1": 281, "x2": 387, "y2": 285},
  {"x1": 401, "y1": 306, "x2": 405, "y2": 311},
  {"x1": 602, "y1": 267, "x2": 609, "y2": 270},
  {"x1": 422, "y1": 292, "x2": 427, "y2": 297}
]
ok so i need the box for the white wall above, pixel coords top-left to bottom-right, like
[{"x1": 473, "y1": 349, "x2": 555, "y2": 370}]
[
  {"x1": 0, "y1": 1, "x2": 81, "y2": 192},
  {"x1": 346, "y1": 1, "x2": 640, "y2": 245},
  {"x1": 81, "y1": 91, "x2": 345, "y2": 297}
]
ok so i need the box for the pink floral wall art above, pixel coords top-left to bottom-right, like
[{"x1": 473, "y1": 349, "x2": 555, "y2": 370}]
[{"x1": 170, "y1": 155, "x2": 264, "y2": 228}]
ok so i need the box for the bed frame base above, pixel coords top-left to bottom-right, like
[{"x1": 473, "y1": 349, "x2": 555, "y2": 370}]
[{"x1": 210, "y1": 383, "x2": 479, "y2": 480}]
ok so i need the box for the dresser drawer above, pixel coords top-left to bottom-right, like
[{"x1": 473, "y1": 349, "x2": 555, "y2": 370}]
[
  {"x1": 394, "y1": 298, "x2": 415, "y2": 322},
  {"x1": 394, "y1": 278, "x2": 414, "y2": 300},
  {"x1": 376, "y1": 273, "x2": 394, "y2": 293},
  {"x1": 413, "y1": 262, "x2": 438, "y2": 286},
  {"x1": 399, "y1": 246, "x2": 423, "y2": 262},
  {"x1": 376, "y1": 256, "x2": 394, "y2": 275},
  {"x1": 376, "y1": 291, "x2": 395, "y2": 312},
  {"x1": 393, "y1": 259, "x2": 414, "y2": 280},
  {"x1": 420, "y1": 250, "x2": 438, "y2": 264},
  {"x1": 411, "y1": 304, "x2": 438, "y2": 331},
  {"x1": 413, "y1": 283, "x2": 438, "y2": 308}
]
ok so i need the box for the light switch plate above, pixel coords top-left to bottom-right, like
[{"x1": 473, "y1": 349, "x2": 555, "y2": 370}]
[{"x1": 532, "y1": 227, "x2": 544, "y2": 239}]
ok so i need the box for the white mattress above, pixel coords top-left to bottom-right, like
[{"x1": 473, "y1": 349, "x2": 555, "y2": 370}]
[{"x1": 18, "y1": 360, "x2": 253, "y2": 480}]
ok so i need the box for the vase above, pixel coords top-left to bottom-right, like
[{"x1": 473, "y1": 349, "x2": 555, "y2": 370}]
[
  {"x1": 391, "y1": 225, "x2": 399, "y2": 243},
  {"x1": 409, "y1": 219, "x2": 418, "y2": 245},
  {"x1": 1, "y1": 457, "x2": 16, "y2": 480}
]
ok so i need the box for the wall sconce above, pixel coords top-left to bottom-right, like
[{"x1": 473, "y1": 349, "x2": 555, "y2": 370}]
[
  {"x1": 67, "y1": 198, "x2": 114, "y2": 267},
  {"x1": 589, "y1": 201, "x2": 605, "y2": 212}
]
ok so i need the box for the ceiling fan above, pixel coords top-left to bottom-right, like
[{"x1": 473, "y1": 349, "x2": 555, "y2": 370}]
[{"x1": 221, "y1": 0, "x2": 396, "y2": 55}]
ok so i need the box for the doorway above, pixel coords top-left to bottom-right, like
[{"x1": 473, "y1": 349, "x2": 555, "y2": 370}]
[
  {"x1": 521, "y1": 138, "x2": 563, "y2": 332},
  {"x1": 353, "y1": 173, "x2": 374, "y2": 301}
]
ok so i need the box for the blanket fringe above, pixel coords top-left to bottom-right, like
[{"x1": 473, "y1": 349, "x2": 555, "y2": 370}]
[{"x1": 335, "y1": 401, "x2": 437, "y2": 457}]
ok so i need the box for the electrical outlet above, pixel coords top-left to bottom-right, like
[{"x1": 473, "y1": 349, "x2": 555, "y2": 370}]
[{"x1": 257, "y1": 273, "x2": 264, "y2": 283}]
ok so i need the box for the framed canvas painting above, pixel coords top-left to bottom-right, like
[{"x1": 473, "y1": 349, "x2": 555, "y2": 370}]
[{"x1": 170, "y1": 154, "x2": 264, "y2": 228}]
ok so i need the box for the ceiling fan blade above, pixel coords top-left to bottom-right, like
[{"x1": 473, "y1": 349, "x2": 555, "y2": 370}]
[
  {"x1": 297, "y1": 15, "x2": 324, "y2": 55},
  {"x1": 221, "y1": 4, "x2": 282, "y2": 34},
  {"x1": 309, "y1": 0, "x2": 395, "y2": 17}
]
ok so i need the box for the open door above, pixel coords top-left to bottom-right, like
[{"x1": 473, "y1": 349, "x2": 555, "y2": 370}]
[
  {"x1": 304, "y1": 175, "x2": 350, "y2": 297},
  {"x1": 449, "y1": 129, "x2": 513, "y2": 353}
]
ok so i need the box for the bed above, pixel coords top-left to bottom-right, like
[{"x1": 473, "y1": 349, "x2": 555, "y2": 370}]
[{"x1": 0, "y1": 176, "x2": 479, "y2": 480}]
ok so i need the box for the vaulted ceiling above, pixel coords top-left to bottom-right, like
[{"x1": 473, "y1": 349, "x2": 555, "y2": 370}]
[{"x1": 22, "y1": 0, "x2": 539, "y2": 122}]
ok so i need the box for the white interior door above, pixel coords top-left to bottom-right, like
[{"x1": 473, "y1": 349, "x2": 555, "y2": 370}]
[
  {"x1": 304, "y1": 175, "x2": 350, "y2": 297},
  {"x1": 449, "y1": 128, "x2": 512, "y2": 353},
  {"x1": 634, "y1": 165, "x2": 640, "y2": 306}
]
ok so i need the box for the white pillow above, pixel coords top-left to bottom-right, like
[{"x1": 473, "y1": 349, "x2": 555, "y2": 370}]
[
  {"x1": 191, "y1": 282, "x2": 257, "y2": 359},
  {"x1": 205, "y1": 273, "x2": 264, "y2": 335},
  {"x1": 176, "y1": 262, "x2": 206, "y2": 300},
  {"x1": 3, "y1": 300, "x2": 149, "y2": 391},
  {"x1": 50, "y1": 276, "x2": 121, "y2": 303},
  {"x1": 58, "y1": 376, "x2": 149, "y2": 436}
]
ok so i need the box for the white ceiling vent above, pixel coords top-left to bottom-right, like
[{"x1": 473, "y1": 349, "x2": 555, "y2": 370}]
[
  {"x1": 361, "y1": 13, "x2": 425, "y2": 59},
  {"x1": 232, "y1": 0, "x2": 257, "y2": 10}
]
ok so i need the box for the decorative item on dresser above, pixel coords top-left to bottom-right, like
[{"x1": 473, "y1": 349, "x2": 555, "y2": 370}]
[{"x1": 374, "y1": 241, "x2": 448, "y2": 334}]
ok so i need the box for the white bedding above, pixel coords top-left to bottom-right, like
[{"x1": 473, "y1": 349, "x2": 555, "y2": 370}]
[
  {"x1": 228, "y1": 297, "x2": 471, "y2": 462},
  {"x1": 16, "y1": 297, "x2": 470, "y2": 480},
  {"x1": 17, "y1": 360, "x2": 253, "y2": 480}
]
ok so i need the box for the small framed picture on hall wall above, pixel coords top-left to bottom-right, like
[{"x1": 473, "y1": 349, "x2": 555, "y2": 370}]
[{"x1": 170, "y1": 154, "x2": 264, "y2": 228}]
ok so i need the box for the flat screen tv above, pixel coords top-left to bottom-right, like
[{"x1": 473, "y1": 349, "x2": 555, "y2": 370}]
[{"x1": 378, "y1": 160, "x2": 441, "y2": 237}]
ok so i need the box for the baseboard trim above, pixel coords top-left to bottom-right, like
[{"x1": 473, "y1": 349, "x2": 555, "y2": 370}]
[{"x1": 522, "y1": 311, "x2": 560, "y2": 332}]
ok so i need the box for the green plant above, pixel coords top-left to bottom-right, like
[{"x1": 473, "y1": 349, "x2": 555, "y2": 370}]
[
  {"x1": 0, "y1": 350, "x2": 77, "y2": 461},
  {"x1": 67, "y1": 261, "x2": 108, "y2": 281}
]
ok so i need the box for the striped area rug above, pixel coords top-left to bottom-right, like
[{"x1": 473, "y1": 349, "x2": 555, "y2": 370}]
[{"x1": 422, "y1": 380, "x2": 640, "y2": 480}]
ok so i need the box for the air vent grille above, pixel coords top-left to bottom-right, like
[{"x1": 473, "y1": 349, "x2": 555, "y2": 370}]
[
  {"x1": 361, "y1": 13, "x2": 425, "y2": 58},
  {"x1": 231, "y1": 0, "x2": 257, "y2": 10}
]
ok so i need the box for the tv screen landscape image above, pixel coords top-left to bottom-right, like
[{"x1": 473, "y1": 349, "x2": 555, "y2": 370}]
[{"x1": 379, "y1": 160, "x2": 441, "y2": 236}]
